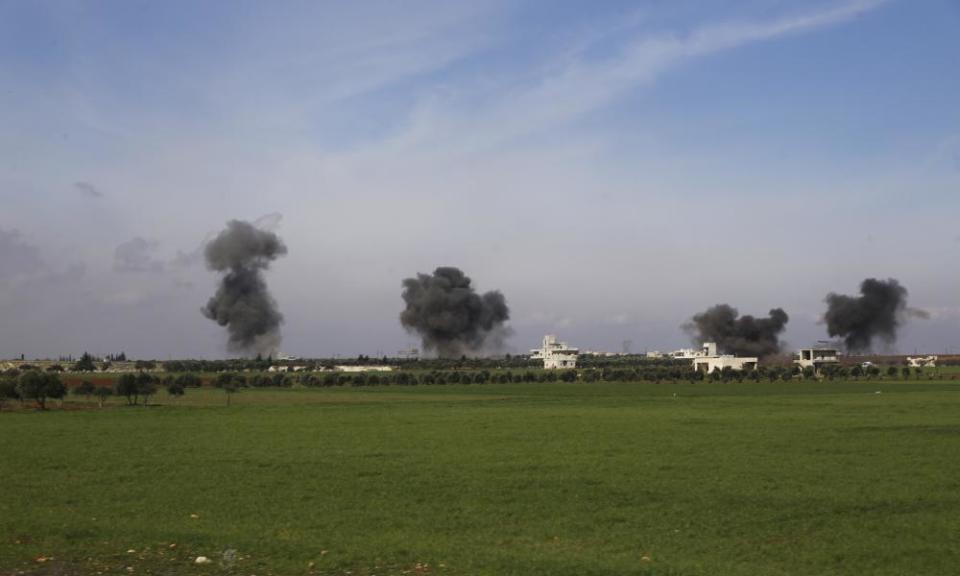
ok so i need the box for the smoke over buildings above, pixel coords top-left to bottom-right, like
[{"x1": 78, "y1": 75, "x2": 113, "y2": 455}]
[
  {"x1": 202, "y1": 220, "x2": 287, "y2": 356},
  {"x1": 685, "y1": 304, "x2": 789, "y2": 358},
  {"x1": 824, "y1": 278, "x2": 927, "y2": 353},
  {"x1": 400, "y1": 266, "x2": 510, "y2": 357}
]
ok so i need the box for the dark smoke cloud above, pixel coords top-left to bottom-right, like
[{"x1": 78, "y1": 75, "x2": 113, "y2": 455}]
[
  {"x1": 400, "y1": 267, "x2": 510, "y2": 357},
  {"x1": 202, "y1": 220, "x2": 287, "y2": 356},
  {"x1": 685, "y1": 304, "x2": 789, "y2": 358},
  {"x1": 824, "y1": 278, "x2": 927, "y2": 353}
]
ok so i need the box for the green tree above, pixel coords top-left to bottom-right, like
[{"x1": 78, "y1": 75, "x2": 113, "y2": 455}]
[
  {"x1": 115, "y1": 373, "x2": 139, "y2": 406},
  {"x1": 0, "y1": 376, "x2": 19, "y2": 410},
  {"x1": 94, "y1": 386, "x2": 112, "y2": 408},
  {"x1": 17, "y1": 371, "x2": 44, "y2": 409},
  {"x1": 46, "y1": 374, "x2": 67, "y2": 407},
  {"x1": 216, "y1": 373, "x2": 242, "y2": 406},
  {"x1": 134, "y1": 360, "x2": 157, "y2": 371},
  {"x1": 74, "y1": 380, "x2": 97, "y2": 401},
  {"x1": 901, "y1": 366, "x2": 912, "y2": 380},
  {"x1": 73, "y1": 352, "x2": 97, "y2": 372},
  {"x1": 222, "y1": 379, "x2": 239, "y2": 406},
  {"x1": 17, "y1": 371, "x2": 65, "y2": 410},
  {"x1": 137, "y1": 372, "x2": 157, "y2": 405},
  {"x1": 886, "y1": 366, "x2": 899, "y2": 379}
]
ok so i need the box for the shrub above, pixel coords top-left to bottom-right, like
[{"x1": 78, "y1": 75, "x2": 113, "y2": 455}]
[
  {"x1": 175, "y1": 373, "x2": 202, "y2": 388},
  {"x1": 322, "y1": 373, "x2": 341, "y2": 387},
  {"x1": 166, "y1": 380, "x2": 186, "y2": 401},
  {"x1": 74, "y1": 380, "x2": 97, "y2": 400}
]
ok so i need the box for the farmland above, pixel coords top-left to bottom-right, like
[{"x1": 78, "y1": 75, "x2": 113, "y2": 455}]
[{"x1": 2, "y1": 380, "x2": 960, "y2": 575}]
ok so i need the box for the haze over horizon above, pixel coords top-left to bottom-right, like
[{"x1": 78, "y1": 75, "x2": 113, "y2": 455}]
[{"x1": 2, "y1": 0, "x2": 959, "y2": 359}]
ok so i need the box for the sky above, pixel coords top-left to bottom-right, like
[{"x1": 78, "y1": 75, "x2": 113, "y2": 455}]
[{"x1": 1, "y1": 0, "x2": 959, "y2": 359}]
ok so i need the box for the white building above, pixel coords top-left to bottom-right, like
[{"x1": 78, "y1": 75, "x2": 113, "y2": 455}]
[
  {"x1": 670, "y1": 342, "x2": 716, "y2": 360},
  {"x1": 907, "y1": 355, "x2": 937, "y2": 368},
  {"x1": 690, "y1": 342, "x2": 758, "y2": 374},
  {"x1": 267, "y1": 365, "x2": 308, "y2": 373},
  {"x1": 794, "y1": 348, "x2": 840, "y2": 374},
  {"x1": 531, "y1": 335, "x2": 579, "y2": 369},
  {"x1": 336, "y1": 365, "x2": 394, "y2": 373}
]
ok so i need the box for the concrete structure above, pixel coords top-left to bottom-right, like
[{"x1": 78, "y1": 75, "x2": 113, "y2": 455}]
[
  {"x1": 336, "y1": 365, "x2": 394, "y2": 373},
  {"x1": 692, "y1": 355, "x2": 758, "y2": 374},
  {"x1": 690, "y1": 342, "x2": 757, "y2": 374},
  {"x1": 267, "y1": 365, "x2": 307, "y2": 373},
  {"x1": 531, "y1": 335, "x2": 579, "y2": 369},
  {"x1": 794, "y1": 348, "x2": 840, "y2": 374},
  {"x1": 907, "y1": 355, "x2": 938, "y2": 368},
  {"x1": 670, "y1": 342, "x2": 717, "y2": 360}
]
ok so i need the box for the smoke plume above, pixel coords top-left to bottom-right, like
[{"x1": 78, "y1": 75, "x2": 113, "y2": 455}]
[
  {"x1": 686, "y1": 304, "x2": 789, "y2": 358},
  {"x1": 202, "y1": 220, "x2": 287, "y2": 356},
  {"x1": 823, "y1": 278, "x2": 926, "y2": 352},
  {"x1": 400, "y1": 267, "x2": 510, "y2": 357}
]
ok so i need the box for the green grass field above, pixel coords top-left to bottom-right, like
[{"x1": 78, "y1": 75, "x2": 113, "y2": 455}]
[{"x1": 3, "y1": 380, "x2": 960, "y2": 575}]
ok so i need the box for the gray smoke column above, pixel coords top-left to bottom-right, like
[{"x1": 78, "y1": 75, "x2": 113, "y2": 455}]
[
  {"x1": 824, "y1": 278, "x2": 926, "y2": 352},
  {"x1": 400, "y1": 266, "x2": 510, "y2": 357},
  {"x1": 685, "y1": 304, "x2": 789, "y2": 358},
  {"x1": 202, "y1": 220, "x2": 288, "y2": 356}
]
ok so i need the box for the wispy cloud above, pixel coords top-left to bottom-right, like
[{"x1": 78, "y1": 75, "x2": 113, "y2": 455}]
[
  {"x1": 387, "y1": 0, "x2": 888, "y2": 150},
  {"x1": 113, "y1": 237, "x2": 165, "y2": 273},
  {"x1": 0, "y1": 228, "x2": 43, "y2": 281},
  {"x1": 74, "y1": 181, "x2": 103, "y2": 198}
]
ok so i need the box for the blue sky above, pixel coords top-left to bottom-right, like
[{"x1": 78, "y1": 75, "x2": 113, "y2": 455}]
[{"x1": 1, "y1": 0, "x2": 958, "y2": 358}]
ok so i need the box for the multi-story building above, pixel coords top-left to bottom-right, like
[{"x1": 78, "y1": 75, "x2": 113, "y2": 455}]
[{"x1": 531, "y1": 335, "x2": 579, "y2": 369}]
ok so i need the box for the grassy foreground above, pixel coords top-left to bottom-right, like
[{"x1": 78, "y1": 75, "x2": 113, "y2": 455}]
[{"x1": 2, "y1": 381, "x2": 960, "y2": 575}]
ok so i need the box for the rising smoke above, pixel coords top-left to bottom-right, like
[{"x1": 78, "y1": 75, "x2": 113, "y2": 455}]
[
  {"x1": 685, "y1": 304, "x2": 789, "y2": 358},
  {"x1": 823, "y1": 278, "x2": 927, "y2": 353},
  {"x1": 202, "y1": 220, "x2": 288, "y2": 356},
  {"x1": 400, "y1": 267, "x2": 511, "y2": 357}
]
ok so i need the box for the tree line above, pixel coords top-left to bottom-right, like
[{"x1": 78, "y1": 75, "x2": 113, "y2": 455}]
[
  {"x1": 0, "y1": 370, "x2": 193, "y2": 410},
  {"x1": 1, "y1": 362, "x2": 939, "y2": 411}
]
